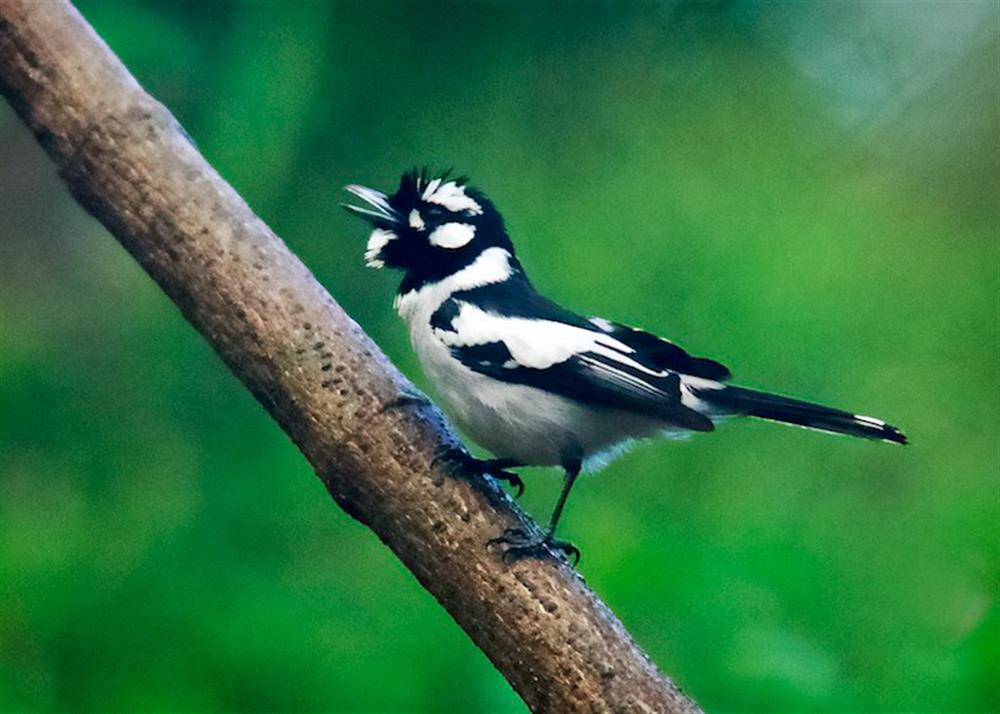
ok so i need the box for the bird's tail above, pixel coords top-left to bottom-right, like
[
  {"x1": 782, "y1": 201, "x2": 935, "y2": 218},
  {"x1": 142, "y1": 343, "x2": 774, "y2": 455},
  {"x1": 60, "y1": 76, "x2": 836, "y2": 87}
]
[{"x1": 694, "y1": 384, "x2": 908, "y2": 444}]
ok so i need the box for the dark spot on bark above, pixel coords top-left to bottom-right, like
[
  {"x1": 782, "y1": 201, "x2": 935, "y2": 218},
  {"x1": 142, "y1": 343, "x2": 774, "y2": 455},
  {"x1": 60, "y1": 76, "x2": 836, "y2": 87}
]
[
  {"x1": 21, "y1": 45, "x2": 39, "y2": 70},
  {"x1": 321, "y1": 364, "x2": 332, "y2": 371},
  {"x1": 321, "y1": 379, "x2": 334, "y2": 389},
  {"x1": 302, "y1": 322, "x2": 312, "y2": 331},
  {"x1": 313, "y1": 341, "x2": 324, "y2": 350}
]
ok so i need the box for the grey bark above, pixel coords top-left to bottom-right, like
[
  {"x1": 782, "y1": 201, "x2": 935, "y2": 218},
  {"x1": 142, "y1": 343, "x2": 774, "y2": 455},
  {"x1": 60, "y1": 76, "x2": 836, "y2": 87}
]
[{"x1": 0, "y1": 2, "x2": 702, "y2": 712}]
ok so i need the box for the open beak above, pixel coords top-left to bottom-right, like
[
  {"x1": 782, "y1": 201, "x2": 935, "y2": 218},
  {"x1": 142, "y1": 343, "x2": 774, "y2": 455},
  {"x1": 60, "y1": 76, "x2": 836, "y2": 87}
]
[{"x1": 342, "y1": 184, "x2": 403, "y2": 226}]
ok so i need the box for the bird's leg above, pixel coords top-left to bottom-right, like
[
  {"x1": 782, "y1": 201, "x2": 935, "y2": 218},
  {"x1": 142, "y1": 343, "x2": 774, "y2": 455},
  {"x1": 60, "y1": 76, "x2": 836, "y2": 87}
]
[
  {"x1": 432, "y1": 446, "x2": 525, "y2": 497},
  {"x1": 489, "y1": 456, "x2": 583, "y2": 565}
]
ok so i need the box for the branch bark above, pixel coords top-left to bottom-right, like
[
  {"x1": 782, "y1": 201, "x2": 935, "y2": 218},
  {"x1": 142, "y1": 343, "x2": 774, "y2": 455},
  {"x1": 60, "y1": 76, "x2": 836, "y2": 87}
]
[{"x1": 0, "y1": 2, "x2": 701, "y2": 712}]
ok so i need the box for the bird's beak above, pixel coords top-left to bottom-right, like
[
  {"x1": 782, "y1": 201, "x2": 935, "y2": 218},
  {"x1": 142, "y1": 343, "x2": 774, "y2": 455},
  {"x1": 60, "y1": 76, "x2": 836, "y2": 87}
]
[{"x1": 342, "y1": 184, "x2": 403, "y2": 226}]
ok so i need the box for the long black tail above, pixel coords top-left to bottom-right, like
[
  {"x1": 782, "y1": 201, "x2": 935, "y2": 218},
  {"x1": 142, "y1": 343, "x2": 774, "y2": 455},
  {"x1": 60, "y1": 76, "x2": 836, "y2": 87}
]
[{"x1": 696, "y1": 384, "x2": 908, "y2": 444}]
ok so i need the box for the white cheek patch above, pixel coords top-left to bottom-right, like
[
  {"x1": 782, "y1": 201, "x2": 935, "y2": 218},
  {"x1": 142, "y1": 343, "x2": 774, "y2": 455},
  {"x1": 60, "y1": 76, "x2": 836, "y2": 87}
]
[
  {"x1": 364, "y1": 228, "x2": 396, "y2": 268},
  {"x1": 408, "y1": 209, "x2": 425, "y2": 231},
  {"x1": 428, "y1": 222, "x2": 476, "y2": 249},
  {"x1": 423, "y1": 180, "x2": 483, "y2": 215}
]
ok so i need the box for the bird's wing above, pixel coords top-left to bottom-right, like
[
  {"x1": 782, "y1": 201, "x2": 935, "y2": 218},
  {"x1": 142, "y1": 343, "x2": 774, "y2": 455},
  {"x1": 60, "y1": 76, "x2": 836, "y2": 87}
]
[
  {"x1": 430, "y1": 298, "x2": 716, "y2": 431},
  {"x1": 584, "y1": 317, "x2": 731, "y2": 381},
  {"x1": 436, "y1": 277, "x2": 730, "y2": 380}
]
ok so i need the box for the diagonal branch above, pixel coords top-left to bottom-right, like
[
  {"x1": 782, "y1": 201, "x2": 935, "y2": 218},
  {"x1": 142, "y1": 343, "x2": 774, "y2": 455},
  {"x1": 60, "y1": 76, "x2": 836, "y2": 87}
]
[{"x1": 0, "y1": 2, "x2": 701, "y2": 712}]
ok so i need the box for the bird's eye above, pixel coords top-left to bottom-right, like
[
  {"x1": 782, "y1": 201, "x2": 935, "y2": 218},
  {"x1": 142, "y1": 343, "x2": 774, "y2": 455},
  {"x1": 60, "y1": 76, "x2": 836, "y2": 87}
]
[{"x1": 423, "y1": 205, "x2": 446, "y2": 222}]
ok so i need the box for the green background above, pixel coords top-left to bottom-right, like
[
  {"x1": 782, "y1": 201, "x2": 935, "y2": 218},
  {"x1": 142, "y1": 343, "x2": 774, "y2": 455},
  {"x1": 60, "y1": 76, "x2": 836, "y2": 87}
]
[{"x1": 1, "y1": 1, "x2": 997, "y2": 712}]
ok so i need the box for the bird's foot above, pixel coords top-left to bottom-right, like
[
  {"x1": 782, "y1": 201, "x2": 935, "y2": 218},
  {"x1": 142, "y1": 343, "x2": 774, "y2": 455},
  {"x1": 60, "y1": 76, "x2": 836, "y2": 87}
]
[
  {"x1": 432, "y1": 447, "x2": 524, "y2": 498},
  {"x1": 487, "y1": 527, "x2": 580, "y2": 565}
]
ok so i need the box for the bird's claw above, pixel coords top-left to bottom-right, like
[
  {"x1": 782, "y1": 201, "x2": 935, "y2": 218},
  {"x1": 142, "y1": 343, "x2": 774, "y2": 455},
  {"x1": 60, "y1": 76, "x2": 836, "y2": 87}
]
[
  {"x1": 431, "y1": 448, "x2": 524, "y2": 497},
  {"x1": 490, "y1": 470, "x2": 524, "y2": 498},
  {"x1": 487, "y1": 527, "x2": 580, "y2": 565}
]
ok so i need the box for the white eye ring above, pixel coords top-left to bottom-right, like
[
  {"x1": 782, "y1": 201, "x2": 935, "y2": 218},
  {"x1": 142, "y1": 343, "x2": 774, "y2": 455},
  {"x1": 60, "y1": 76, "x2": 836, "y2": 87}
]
[{"x1": 428, "y1": 222, "x2": 476, "y2": 249}]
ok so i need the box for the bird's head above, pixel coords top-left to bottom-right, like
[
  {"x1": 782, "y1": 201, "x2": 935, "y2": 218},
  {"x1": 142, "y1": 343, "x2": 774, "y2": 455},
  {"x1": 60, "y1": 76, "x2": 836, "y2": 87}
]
[{"x1": 343, "y1": 169, "x2": 514, "y2": 284}]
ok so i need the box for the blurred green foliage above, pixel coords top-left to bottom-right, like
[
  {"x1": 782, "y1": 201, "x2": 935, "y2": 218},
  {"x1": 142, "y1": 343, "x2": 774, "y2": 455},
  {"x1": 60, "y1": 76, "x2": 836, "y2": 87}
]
[{"x1": 1, "y1": 1, "x2": 997, "y2": 712}]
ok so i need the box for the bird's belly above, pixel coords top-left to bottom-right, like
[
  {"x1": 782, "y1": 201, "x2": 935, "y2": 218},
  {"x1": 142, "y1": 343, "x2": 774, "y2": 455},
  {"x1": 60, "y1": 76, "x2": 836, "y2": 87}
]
[{"x1": 412, "y1": 326, "x2": 663, "y2": 467}]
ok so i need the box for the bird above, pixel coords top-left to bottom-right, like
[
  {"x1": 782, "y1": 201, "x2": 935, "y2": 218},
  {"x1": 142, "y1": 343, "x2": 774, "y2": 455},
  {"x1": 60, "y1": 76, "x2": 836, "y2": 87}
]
[{"x1": 343, "y1": 168, "x2": 907, "y2": 563}]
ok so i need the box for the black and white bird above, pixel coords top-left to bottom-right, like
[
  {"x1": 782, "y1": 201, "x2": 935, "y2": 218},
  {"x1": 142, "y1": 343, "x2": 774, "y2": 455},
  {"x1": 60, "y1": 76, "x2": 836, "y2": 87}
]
[{"x1": 344, "y1": 169, "x2": 907, "y2": 562}]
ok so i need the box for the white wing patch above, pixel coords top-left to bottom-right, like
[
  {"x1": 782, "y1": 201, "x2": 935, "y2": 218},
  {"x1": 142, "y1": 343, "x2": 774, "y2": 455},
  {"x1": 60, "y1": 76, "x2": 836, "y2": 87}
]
[
  {"x1": 422, "y1": 180, "x2": 483, "y2": 215},
  {"x1": 408, "y1": 209, "x2": 425, "y2": 231},
  {"x1": 435, "y1": 303, "x2": 670, "y2": 373},
  {"x1": 429, "y1": 222, "x2": 476, "y2": 249}
]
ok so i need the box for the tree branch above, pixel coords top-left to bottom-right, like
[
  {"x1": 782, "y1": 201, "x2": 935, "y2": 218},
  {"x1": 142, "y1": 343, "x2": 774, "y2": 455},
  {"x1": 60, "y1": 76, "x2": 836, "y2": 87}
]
[{"x1": 0, "y1": 2, "x2": 701, "y2": 712}]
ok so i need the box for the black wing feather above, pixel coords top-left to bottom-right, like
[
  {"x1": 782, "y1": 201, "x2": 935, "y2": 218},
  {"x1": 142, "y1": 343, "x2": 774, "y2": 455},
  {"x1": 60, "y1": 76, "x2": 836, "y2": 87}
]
[
  {"x1": 449, "y1": 338, "x2": 714, "y2": 431},
  {"x1": 590, "y1": 320, "x2": 731, "y2": 381}
]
